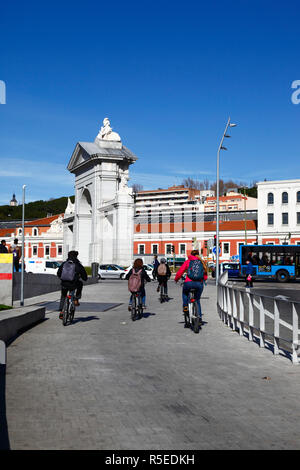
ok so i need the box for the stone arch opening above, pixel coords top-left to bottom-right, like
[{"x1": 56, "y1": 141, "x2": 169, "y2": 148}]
[
  {"x1": 77, "y1": 187, "x2": 93, "y2": 265},
  {"x1": 79, "y1": 188, "x2": 92, "y2": 214}
]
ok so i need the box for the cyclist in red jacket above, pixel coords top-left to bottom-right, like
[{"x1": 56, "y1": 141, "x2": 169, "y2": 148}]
[{"x1": 175, "y1": 250, "x2": 207, "y2": 324}]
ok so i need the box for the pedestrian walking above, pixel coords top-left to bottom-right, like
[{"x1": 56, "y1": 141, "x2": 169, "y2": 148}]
[
  {"x1": 9, "y1": 238, "x2": 22, "y2": 272},
  {"x1": 245, "y1": 260, "x2": 254, "y2": 288},
  {"x1": 0, "y1": 240, "x2": 8, "y2": 253},
  {"x1": 152, "y1": 255, "x2": 159, "y2": 280}
]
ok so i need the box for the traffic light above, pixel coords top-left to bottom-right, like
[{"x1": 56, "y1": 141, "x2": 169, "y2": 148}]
[
  {"x1": 171, "y1": 245, "x2": 175, "y2": 253},
  {"x1": 214, "y1": 235, "x2": 217, "y2": 246},
  {"x1": 204, "y1": 240, "x2": 207, "y2": 249}
]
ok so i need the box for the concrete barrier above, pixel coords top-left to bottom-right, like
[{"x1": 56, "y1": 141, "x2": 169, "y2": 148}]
[
  {"x1": 13, "y1": 273, "x2": 98, "y2": 301},
  {"x1": 0, "y1": 305, "x2": 46, "y2": 344}
]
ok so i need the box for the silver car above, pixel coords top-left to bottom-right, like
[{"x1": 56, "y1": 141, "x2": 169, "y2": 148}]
[{"x1": 98, "y1": 264, "x2": 126, "y2": 280}]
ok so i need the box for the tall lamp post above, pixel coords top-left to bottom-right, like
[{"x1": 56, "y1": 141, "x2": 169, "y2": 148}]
[
  {"x1": 20, "y1": 185, "x2": 26, "y2": 306},
  {"x1": 243, "y1": 186, "x2": 248, "y2": 245},
  {"x1": 216, "y1": 118, "x2": 237, "y2": 285}
]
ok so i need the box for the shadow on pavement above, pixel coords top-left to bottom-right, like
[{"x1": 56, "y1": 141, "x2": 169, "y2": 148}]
[
  {"x1": 46, "y1": 302, "x2": 122, "y2": 313},
  {"x1": 141, "y1": 312, "x2": 156, "y2": 319},
  {"x1": 0, "y1": 365, "x2": 10, "y2": 450},
  {"x1": 71, "y1": 316, "x2": 100, "y2": 324}
]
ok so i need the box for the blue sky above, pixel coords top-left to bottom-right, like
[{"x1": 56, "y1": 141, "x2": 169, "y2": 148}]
[{"x1": 0, "y1": 0, "x2": 300, "y2": 204}]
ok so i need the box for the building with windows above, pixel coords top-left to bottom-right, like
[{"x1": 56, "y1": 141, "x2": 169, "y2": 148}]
[
  {"x1": 257, "y1": 179, "x2": 300, "y2": 245},
  {"x1": 135, "y1": 185, "x2": 204, "y2": 212},
  {"x1": 133, "y1": 185, "x2": 258, "y2": 264},
  {"x1": 204, "y1": 191, "x2": 257, "y2": 212},
  {"x1": 134, "y1": 209, "x2": 257, "y2": 264},
  {"x1": 0, "y1": 214, "x2": 64, "y2": 264}
]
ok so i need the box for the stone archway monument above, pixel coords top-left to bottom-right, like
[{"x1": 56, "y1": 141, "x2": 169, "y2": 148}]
[{"x1": 64, "y1": 118, "x2": 137, "y2": 266}]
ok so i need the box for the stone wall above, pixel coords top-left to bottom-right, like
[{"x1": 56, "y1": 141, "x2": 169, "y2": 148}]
[{"x1": 13, "y1": 272, "x2": 98, "y2": 301}]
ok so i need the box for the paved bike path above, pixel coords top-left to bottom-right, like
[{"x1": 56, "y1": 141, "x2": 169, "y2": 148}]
[{"x1": 4, "y1": 280, "x2": 300, "y2": 449}]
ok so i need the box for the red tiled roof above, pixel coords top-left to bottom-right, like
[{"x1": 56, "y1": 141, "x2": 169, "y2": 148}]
[
  {"x1": 0, "y1": 228, "x2": 14, "y2": 237},
  {"x1": 203, "y1": 220, "x2": 257, "y2": 231},
  {"x1": 24, "y1": 214, "x2": 64, "y2": 226}
]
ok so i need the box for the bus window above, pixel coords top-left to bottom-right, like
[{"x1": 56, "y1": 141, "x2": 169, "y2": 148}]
[{"x1": 260, "y1": 253, "x2": 270, "y2": 265}]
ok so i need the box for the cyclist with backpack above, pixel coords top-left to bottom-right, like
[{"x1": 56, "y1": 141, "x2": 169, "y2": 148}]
[
  {"x1": 57, "y1": 251, "x2": 88, "y2": 319},
  {"x1": 154, "y1": 258, "x2": 171, "y2": 300},
  {"x1": 126, "y1": 258, "x2": 151, "y2": 310},
  {"x1": 174, "y1": 250, "x2": 207, "y2": 324}
]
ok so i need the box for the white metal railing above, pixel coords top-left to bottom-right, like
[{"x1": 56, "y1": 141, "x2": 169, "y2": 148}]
[{"x1": 217, "y1": 271, "x2": 300, "y2": 364}]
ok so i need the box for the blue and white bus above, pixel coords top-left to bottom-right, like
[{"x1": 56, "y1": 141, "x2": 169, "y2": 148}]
[{"x1": 239, "y1": 244, "x2": 300, "y2": 283}]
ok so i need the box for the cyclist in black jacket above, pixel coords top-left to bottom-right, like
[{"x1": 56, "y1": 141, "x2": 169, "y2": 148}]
[{"x1": 57, "y1": 251, "x2": 88, "y2": 318}]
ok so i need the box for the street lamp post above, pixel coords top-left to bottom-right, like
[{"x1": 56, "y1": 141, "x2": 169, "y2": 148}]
[
  {"x1": 216, "y1": 118, "x2": 237, "y2": 285},
  {"x1": 20, "y1": 185, "x2": 26, "y2": 306},
  {"x1": 243, "y1": 186, "x2": 248, "y2": 245}
]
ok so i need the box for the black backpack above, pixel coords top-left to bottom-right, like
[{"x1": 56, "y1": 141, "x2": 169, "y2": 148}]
[{"x1": 60, "y1": 260, "x2": 76, "y2": 282}]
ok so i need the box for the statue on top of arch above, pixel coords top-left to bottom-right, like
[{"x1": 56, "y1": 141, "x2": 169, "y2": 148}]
[{"x1": 96, "y1": 117, "x2": 121, "y2": 142}]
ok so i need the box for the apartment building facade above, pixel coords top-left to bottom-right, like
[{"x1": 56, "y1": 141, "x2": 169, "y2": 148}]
[{"x1": 257, "y1": 179, "x2": 300, "y2": 245}]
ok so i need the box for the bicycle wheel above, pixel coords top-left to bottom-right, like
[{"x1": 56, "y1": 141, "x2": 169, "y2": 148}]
[
  {"x1": 160, "y1": 285, "x2": 164, "y2": 303},
  {"x1": 192, "y1": 302, "x2": 200, "y2": 334},
  {"x1": 62, "y1": 298, "x2": 69, "y2": 326},
  {"x1": 131, "y1": 294, "x2": 137, "y2": 321},
  {"x1": 184, "y1": 310, "x2": 190, "y2": 328},
  {"x1": 69, "y1": 303, "x2": 75, "y2": 323},
  {"x1": 138, "y1": 295, "x2": 143, "y2": 319}
]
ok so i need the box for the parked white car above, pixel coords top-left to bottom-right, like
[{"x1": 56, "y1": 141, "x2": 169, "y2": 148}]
[
  {"x1": 26, "y1": 260, "x2": 61, "y2": 275},
  {"x1": 124, "y1": 264, "x2": 154, "y2": 280},
  {"x1": 98, "y1": 264, "x2": 127, "y2": 280}
]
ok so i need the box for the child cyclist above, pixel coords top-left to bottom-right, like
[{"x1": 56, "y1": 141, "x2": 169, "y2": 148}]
[
  {"x1": 126, "y1": 258, "x2": 151, "y2": 310},
  {"x1": 174, "y1": 250, "x2": 207, "y2": 325}
]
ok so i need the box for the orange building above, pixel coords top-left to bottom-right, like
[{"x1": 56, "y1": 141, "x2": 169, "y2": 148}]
[{"x1": 0, "y1": 214, "x2": 64, "y2": 263}]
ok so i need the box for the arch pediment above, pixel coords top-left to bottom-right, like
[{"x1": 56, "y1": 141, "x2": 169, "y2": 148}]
[{"x1": 67, "y1": 141, "x2": 137, "y2": 173}]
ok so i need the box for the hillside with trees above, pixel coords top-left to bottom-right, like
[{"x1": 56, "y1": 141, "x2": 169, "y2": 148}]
[{"x1": 0, "y1": 196, "x2": 75, "y2": 221}]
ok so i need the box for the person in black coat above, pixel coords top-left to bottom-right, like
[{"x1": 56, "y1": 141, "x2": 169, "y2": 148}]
[
  {"x1": 57, "y1": 251, "x2": 88, "y2": 316},
  {"x1": 0, "y1": 240, "x2": 8, "y2": 253},
  {"x1": 154, "y1": 258, "x2": 171, "y2": 299}
]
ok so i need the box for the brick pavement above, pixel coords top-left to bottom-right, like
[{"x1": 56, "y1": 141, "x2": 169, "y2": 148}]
[{"x1": 5, "y1": 279, "x2": 300, "y2": 450}]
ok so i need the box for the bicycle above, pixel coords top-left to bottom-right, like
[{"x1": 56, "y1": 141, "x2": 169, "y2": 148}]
[
  {"x1": 159, "y1": 282, "x2": 169, "y2": 303},
  {"x1": 62, "y1": 289, "x2": 76, "y2": 326},
  {"x1": 184, "y1": 288, "x2": 201, "y2": 334},
  {"x1": 131, "y1": 291, "x2": 143, "y2": 321}
]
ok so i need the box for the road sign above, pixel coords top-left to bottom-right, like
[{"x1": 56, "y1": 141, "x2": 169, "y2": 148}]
[{"x1": 212, "y1": 246, "x2": 221, "y2": 255}]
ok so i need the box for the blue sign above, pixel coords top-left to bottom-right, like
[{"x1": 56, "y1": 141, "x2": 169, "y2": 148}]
[{"x1": 212, "y1": 246, "x2": 221, "y2": 255}]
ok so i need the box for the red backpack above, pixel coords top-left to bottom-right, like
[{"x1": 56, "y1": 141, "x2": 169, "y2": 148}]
[{"x1": 128, "y1": 269, "x2": 142, "y2": 293}]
